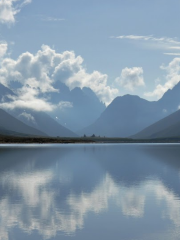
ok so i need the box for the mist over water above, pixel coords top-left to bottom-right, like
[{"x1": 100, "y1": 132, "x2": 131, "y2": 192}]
[{"x1": 0, "y1": 144, "x2": 180, "y2": 240}]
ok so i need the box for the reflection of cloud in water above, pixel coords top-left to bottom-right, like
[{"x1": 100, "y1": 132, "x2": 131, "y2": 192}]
[
  {"x1": 67, "y1": 174, "x2": 119, "y2": 215},
  {"x1": 68, "y1": 174, "x2": 145, "y2": 219},
  {"x1": 0, "y1": 170, "x2": 180, "y2": 239},
  {"x1": 153, "y1": 182, "x2": 180, "y2": 227},
  {"x1": 119, "y1": 188, "x2": 145, "y2": 217},
  {"x1": 2, "y1": 171, "x2": 53, "y2": 206}
]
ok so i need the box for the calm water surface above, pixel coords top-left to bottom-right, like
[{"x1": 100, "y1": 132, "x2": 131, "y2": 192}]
[{"x1": 0, "y1": 143, "x2": 180, "y2": 240}]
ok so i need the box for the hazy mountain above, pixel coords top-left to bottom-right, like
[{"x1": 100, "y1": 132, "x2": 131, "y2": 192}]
[
  {"x1": 132, "y1": 109, "x2": 180, "y2": 139},
  {"x1": 78, "y1": 95, "x2": 160, "y2": 137},
  {"x1": 79, "y1": 82, "x2": 180, "y2": 137},
  {"x1": 0, "y1": 126, "x2": 37, "y2": 137},
  {"x1": 0, "y1": 82, "x2": 102, "y2": 137},
  {"x1": 1, "y1": 79, "x2": 180, "y2": 138},
  {"x1": 48, "y1": 82, "x2": 106, "y2": 131},
  {"x1": 157, "y1": 81, "x2": 180, "y2": 113},
  {"x1": 9, "y1": 110, "x2": 78, "y2": 137},
  {"x1": 0, "y1": 109, "x2": 46, "y2": 136}
]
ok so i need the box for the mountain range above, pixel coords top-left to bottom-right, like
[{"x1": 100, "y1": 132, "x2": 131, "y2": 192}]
[
  {"x1": 9, "y1": 109, "x2": 78, "y2": 137},
  {"x1": 79, "y1": 82, "x2": 180, "y2": 138},
  {"x1": 0, "y1": 82, "x2": 105, "y2": 137},
  {"x1": 0, "y1": 108, "x2": 45, "y2": 137},
  {"x1": 0, "y1": 80, "x2": 180, "y2": 139},
  {"x1": 48, "y1": 82, "x2": 105, "y2": 131}
]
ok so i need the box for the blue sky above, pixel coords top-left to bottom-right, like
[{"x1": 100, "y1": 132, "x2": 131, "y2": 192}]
[{"x1": 0, "y1": 0, "x2": 180, "y2": 107}]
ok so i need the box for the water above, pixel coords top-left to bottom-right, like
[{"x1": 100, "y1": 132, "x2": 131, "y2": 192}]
[{"x1": 0, "y1": 143, "x2": 180, "y2": 240}]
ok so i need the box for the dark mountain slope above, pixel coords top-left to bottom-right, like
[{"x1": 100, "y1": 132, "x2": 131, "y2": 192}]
[
  {"x1": 9, "y1": 110, "x2": 78, "y2": 137},
  {"x1": 0, "y1": 126, "x2": 37, "y2": 137},
  {"x1": 132, "y1": 110, "x2": 180, "y2": 139},
  {"x1": 0, "y1": 109, "x2": 46, "y2": 136}
]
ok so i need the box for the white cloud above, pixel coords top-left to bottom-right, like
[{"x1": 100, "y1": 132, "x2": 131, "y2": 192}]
[
  {"x1": 113, "y1": 35, "x2": 180, "y2": 55},
  {"x1": 19, "y1": 0, "x2": 31, "y2": 7},
  {"x1": 18, "y1": 111, "x2": 36, "y2": 124},
  {"x1": 61, "y1": 69, "x2": 118, "y2": 105},
  {"x1": 0, "y1": 0, "x2": 32, "y2": 25},
  {"x1": 116, "y1": 67, "x2": 145, "y2": 91},
  {"x1": 0, "y1": 45, "x2": 118, "y2": 111},
  {"x1": 52, "y1": 50, "x2": 119, "y2": 104},
  {"x1": 0, "y1": 42, "x2": 7, "y2": 58},
  {"x1": 164, "y1": 53, "x2": 180, "y2": 56},
  {"x1": 145, "y1": 58, "x2": 180, "y2": 99},
  {"x1": 169, "y1": 46, "x2": 180, "y2": 50},
  {"x1": 113, "y1": 35, "x2": 180, "y2": 48},
  {"x1": 114, "y1": 35, "x2": 180, "y2": 45},
  {"x1": 0, "y1": 85, "x2": 56, "y2": 112}
]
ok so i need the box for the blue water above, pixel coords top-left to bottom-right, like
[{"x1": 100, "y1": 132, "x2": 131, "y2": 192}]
[{"x1": 0, "y1": 143, "x2": 180, "y2": 240}]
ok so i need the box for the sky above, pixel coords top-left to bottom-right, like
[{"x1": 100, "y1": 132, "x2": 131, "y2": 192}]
[{"x1": 0, "y1": 0, "x2": 180, "y2": 107}]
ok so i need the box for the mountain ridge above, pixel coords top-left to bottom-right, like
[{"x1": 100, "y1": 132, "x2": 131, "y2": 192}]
[
  {"x1": 132, "y1": 109, "x2": 180, "y2": 139},
  {"x1": 78, "y1": 82, "x2": 180, "y2": 137},
  {"x1": 0, "y1": 108, "x2": 46, "y2": 136}
]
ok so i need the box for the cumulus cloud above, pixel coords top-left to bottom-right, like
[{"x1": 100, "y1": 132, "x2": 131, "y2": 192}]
[
  {"x1": 116, "y1": 67, "x2": 145, "y2": 91},
  {"x1": 0, "y1": 44, "x2": 118, "y2": 111},
  {"x1": 1, "y1": 45, "x2": 118, "y2": 105},
  {"x1": 52, "y1": 50, "x2": 118, "y2": 104},
  {"x1": 145, "y1": 58, "x2": 180, "y2": 99},
  {"x1": 0, "y1": 85, "x2": 56, "y2": 111},
  {"x1": 0, "y1": 0, "x2": 32, "y2": 25}
]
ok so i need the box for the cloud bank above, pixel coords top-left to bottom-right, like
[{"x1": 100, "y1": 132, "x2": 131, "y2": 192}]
[{"x1": 0, "y1": 44, "x2": 119, "y2": 111}]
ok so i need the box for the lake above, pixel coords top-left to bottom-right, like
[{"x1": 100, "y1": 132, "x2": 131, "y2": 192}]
[{"x1": 0, "y1": 143, "x2": 180, "y2": 240}]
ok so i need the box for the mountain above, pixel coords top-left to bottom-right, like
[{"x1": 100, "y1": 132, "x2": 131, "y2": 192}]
[
  {"x1": 0, "y1": 126, "x2": 37, "y2": 137},
  {"x1": 47, "y1": 82, "x2": 106, "y2": 131},
  {"x1": 9, "y1": 109, "x2": 78, "y2": 137},
  {"x1": 0, "y1": 109, "x2": 46, "y2": 136},
  {"x1": 132, "y1": 109, "x2": 180, "y2": 139},
  {"x1": 78, "y1": 95, "x2": 160, "y2": 137},
  {"x1": 79, "y1": 82, "x2": 180, "y2": 137},
  {"x1": 157, "y1": 81, "x2": 180, "y2": 113},
  {"x1": 0, "y1": 82, "x2": 99, "y2": 137}
]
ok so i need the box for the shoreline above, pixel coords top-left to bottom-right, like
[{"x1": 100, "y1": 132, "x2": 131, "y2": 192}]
[{"x1": 0, "y1": 136, "x2": 180, "y2": 144}]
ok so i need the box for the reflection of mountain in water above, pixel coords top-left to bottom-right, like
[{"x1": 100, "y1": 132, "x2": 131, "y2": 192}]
[{"x1": 0, "y1": 145, "x2": 180, "y2": 240}]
